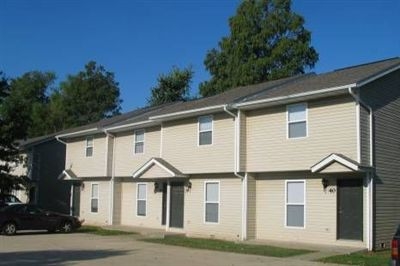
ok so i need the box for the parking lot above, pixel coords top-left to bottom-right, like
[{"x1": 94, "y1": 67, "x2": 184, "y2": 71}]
[{"x1": 0, "y1": 232, "x2": 341, "y2": 266}]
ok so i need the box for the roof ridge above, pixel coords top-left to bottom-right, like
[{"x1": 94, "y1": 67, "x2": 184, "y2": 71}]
[
  {"x1": 233, "y1": 73, "x2": 315, "y2": 104},
  {"x1": 333, "y1": 57, "x2": 400, "y2": 72}
]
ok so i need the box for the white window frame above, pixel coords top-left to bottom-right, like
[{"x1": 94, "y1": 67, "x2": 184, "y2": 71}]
[
  {"x1": 286, "y1": 103, "x2": 308, "y2": 139},
  {"x1": 136, "y1": 183, "x2": 147, "y2": 217},
  {"x1": 198, "y1": 115, "x2": 213, "y2": 146},
  {"x1": 90, "y1": 183, "x2": 99, "y2": 214},
  {"x1": 284, "y1": 180, "x2": 306, "y2": 229},
  {"x1": 85, "y1": 136, "x2": 94, "y2": 157},
  {"x1": 134, "y1": 129, "x2": 145, "y2": 154},
  {"x1": 204, "y1": 181, "x2": 220, "y2": 224}
]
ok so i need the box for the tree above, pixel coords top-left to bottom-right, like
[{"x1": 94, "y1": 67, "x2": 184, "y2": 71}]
[
  {"x1": 199, "y1": 0, "x2": 319, "y2": 97},
  {"x1": 0, "y1": 72, "x2": 26, "y2": 193},
  {"x1": 148, "y1": 66, "x2": 193, "y2": 106},
  {"x1": 53, "y1": 61, "x2": 122, "y2": 129},
  {"x1": 2, "y1": 71, "x2": 55, "y2": 138}
]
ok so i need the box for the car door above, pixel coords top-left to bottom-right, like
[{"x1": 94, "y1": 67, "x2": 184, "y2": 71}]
[
  {"x1": 25, "y1": 205, "x2": 49, "y2": 230},
  {"x1": 16, "y1": 205, "x2": 38, "y2": 230}
]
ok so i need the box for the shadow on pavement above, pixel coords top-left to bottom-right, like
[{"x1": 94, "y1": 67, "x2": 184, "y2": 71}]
[{"x1": 0, "y1": 249, "x2": 133, "y2": 266}]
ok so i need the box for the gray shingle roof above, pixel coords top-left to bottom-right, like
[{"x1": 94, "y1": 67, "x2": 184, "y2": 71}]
[
  {"x1": 237, "y1": 57, "x2": 400, "y2": 104},
  {"x1": 55, "y1": 57, "x2": 400, "y2": 134}
]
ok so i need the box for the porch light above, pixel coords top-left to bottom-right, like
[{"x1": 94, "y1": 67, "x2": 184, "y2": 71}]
[
  {"x1": 322, "y1": 178, "x2": 329, "y2": 189},
  {"x1": 186, "y1": 181, "x2": 192, "y2": 191}
]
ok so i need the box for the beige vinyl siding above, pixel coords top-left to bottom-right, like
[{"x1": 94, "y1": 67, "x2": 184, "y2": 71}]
[
  {"x1": 162, "y1": 113, "x2": 235, "y2": 174},
  {"x1": 113, "y1": 181, "x2": 122, "y2": 225},
  {"x1": 80, "y1": 180, "x2": 110, "y2": 225},
  {"x1": 114, "y1": 127, "x2": 161, "y2": 177},
  {"x1": 10, "y1": 153, "x2": 27, "y2": 176},
  {"x1": 247, "y1": 174, "x2": 257, "y2": 239},
  {"x1": 184, "y1": 175, "x2": 242, "y2": 240},
  {"x1": 246, "y1": 96, "x2": 358, "y2": 172},
  {"x1": 140, "y1": 165, "x2": 171, "y2": 179},
  {"x1": 65, "y1": 134, "x2": 106, "y2": 177},
  {"x1": 360, "y1": 69, "x2": 400, "y2": 249},
  {"x1": 319, "y1": 162, "x2": 354, "y2": 173},
  {"x1": 106, "y1": 136, "x2": 114, "y2": 177},
  {"x1": 360, "y1": 106, "x2": 370, "y2": 166},
  {"x1": 255, "y1": 173, "x2": 367, "y2": 247},
  {"x1": 119, "y1": 181, "x2": 164, "y2": 228}
]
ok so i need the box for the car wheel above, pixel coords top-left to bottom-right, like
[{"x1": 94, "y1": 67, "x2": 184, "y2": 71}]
[
  {"x1": 62, "y1": 221, "x2": 73, "y2": 233},
  {"x1": 3, "y1": 222, "x2": 17, "y2": 236}
]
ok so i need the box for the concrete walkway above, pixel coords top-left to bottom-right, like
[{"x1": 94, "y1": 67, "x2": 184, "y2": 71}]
[
  {"x1": 0, "y1": 232, "x2": 344, "y2": 266},
  {"x1": 103, "y1": 224, "x2": 364, "y2": 263}
]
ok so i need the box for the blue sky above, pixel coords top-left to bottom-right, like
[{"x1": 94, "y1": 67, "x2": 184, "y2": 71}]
[{"x1": 1, "y1": 0, "x2": 399, "y2": 112}]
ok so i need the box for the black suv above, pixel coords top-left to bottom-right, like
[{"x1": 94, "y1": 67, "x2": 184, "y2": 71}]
[
  {"x1": 0, "y1": 194, "x2": 22, "y2": 208},
  {"x1": 392, "y1": 224, "x2": 400, "y2": 266}
]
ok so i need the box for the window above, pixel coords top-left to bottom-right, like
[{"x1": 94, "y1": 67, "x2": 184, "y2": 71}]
[
  {"x1": 198, "y1": 116, "x2": 213, "y2": 145},
  {"x1": 287, "y1": 103, "x2": 307, "y2": 138},
  {"x1": 134, "y1": 130, "x2": 145, "y2": 154},
  {"x1": 286, "y1": 180, "x2": 305, "y2": 227},
  {"x1": 86, "y1": 137, "x2": 94, "y2": 157},
  {"x1": 137, "y1": 183, "x2": 147, "y2": 216},
  {"x1": 91, "y1": 184, "x2": 99, "y2": 213},
  {"x1": 205, "y1": 182, "x2": 219, "y2": 223}
]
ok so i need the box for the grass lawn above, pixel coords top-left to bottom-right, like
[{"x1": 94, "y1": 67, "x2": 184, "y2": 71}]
[
  {"x1": 142, "y1": 235, "x2": 314, "y2": 257},
  {"x1": 319, "y1": 250, "x2": 391, "y2": 266},
  {"x1": 77, "y1": 225, "x2": 137, "y2": 236}
]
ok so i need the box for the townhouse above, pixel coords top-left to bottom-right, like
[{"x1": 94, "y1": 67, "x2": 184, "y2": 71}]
[{"x1": 56, "y1": 57, "x2": 400, "y2": 250}]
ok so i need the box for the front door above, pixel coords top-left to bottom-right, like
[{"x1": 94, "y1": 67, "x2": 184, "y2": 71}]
[
  {"x1": 337, "y1": 179, "x2": 363, "y2": 240},
  {"x1": 169, "y1": 182, "x2": 184, "y2": 228},
  {"x1": 72, "y1": 184, "x2": 81, "y2": 217}
]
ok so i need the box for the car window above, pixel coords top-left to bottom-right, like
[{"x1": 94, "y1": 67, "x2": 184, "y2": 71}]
[{"x1": 26, "y1": 205, "x2": 43, "y2": 214}]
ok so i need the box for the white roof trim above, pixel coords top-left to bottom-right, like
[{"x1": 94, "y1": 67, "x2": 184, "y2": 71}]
[
  {"x1": 311, "y1": 154, "x2": 360, "y2": 173},
  {"x1": 133, "y1": 158, "x2": 187, "y2": 178},
  {"x1": 57, "y1": 170, "x2": 80, "y2": 181},
  {"x1": 56, "y1": 128, "x2": 98, "y2": 139},
  {"x1": 149, "y1": 105, "x2": 226, "y2": 121},
  {"x1": 235, "y1": 84, "x2": 356, "y2": 108},
  {"x1": 105, "y1": 120, "x2": 157, "y2": 132},
  {"x1": 356, "y1": 63, "x2": 400, "y2": 87}
]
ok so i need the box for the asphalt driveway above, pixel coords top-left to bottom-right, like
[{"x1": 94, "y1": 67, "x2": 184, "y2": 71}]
[{"x1": 0, "y1": 232, "x2": 339, "y2": 266}]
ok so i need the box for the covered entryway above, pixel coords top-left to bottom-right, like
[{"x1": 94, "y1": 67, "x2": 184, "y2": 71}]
[
  {"x1": 57, "y1": 169, "x2": 82, "y2": 216},
  {"x1": 337, "y1": 179, "x2": 363, "y2": 240},
  {"x1": 133, "y1": 157, "x2": 187, "y2": 231}
]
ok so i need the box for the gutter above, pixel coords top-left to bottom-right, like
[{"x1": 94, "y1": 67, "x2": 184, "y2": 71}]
[
  {"x1": 56, "y1": 128, "x2": 99, "y2": 139},
  {"x1": 348, "y1": 86, "x2": 374, "y2": 251},
  {"x1": 55, "y1": 136, "x2": 67, "y2": 145},
  {"x1": 223, "y1": 105, "x2": 247, "y2": 240}
]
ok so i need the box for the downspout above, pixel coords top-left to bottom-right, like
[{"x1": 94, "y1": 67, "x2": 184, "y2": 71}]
[
  {"x1": 103, "y1": 129, "x2": 116, "y2": 225},
  {"x1": 348, "y1": 87, "x2": 374, "y2": 251},
  {"x1": 223, "y1": 105, "x2": 247, "y2": 241}
]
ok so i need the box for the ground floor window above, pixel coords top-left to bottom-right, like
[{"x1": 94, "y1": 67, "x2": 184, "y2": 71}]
[
  {"x1": 205, "y1": 181, "x2": 219, "y2": 223},
  {"x1": 137, "y1": 183, "x2": 147, "y2": 216},
  {"x1": 91, "y1": 183, "x2": 99, "y2": 213},
  {"x1": 285, "y1": 180, "x2": 305, "y2": 228}
]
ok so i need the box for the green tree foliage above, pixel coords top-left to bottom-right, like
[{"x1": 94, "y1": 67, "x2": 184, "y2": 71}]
[
  {"x1": 0, "y1": 72, "x2": 26, "y2": 193},
  {"x1": 3, "y1": 71, "x2": 55, "y2": 138},
  {"x1": 148, "y1": 66, "x2": 193, "y2": 106},
  {"x1": 199, "y1": 0, "x2": 319, "y2": 97},
  {"x1": 53, "y1": 61, "x2": 122, "y2": 129}
]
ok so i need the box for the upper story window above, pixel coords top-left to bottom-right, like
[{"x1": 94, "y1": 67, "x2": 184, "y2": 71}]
[
  {"x1": 86, "y1": 137, "x2": 94, "y2": 157},
  {"x1": 134, "y1": 129, "x2": 145, "y2": 154},
  {"x1": 287, "y1": 103, "x2": 307, "y2": 139},
  {"x1": 198, "y1": 115, "x2": 213, "y2": 146}
]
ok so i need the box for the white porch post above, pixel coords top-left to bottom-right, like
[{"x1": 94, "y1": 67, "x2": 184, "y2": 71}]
[
  {"x1": 165, "y1": 181, "x2": 171, "y2": 231},
  {"x1": 69, "y1": 183, "x2": 74, "y2": 216}
]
